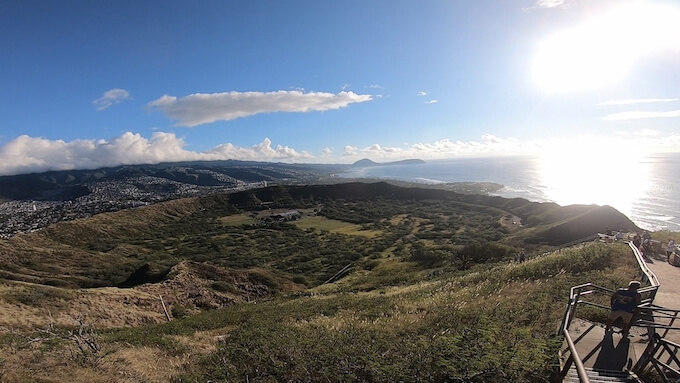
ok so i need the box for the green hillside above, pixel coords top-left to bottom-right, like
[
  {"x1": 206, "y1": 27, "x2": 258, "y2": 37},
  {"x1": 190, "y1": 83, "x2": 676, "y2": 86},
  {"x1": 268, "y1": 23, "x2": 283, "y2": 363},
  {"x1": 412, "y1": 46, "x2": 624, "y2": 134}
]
[{"x1": 0, "y1": 182, "x2": 644, "y2": 382}]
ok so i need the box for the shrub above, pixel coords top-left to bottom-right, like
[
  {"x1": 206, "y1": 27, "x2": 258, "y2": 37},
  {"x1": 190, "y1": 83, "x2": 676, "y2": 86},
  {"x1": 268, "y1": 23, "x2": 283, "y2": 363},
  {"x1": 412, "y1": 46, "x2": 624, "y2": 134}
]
[
  {"x1": 211, "y1": 281, "x2": 240, "y2": 294},
  {"x1": 171, "y1": 304, "x2": 190, "y2": 319}
]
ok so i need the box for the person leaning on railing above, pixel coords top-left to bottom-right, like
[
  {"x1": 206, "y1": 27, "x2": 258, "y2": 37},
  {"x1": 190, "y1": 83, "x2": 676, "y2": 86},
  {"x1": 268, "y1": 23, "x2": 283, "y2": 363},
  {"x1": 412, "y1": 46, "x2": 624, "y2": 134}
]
[{"x1": 605, "y1": 281, "x2": 642, "y2": 337}]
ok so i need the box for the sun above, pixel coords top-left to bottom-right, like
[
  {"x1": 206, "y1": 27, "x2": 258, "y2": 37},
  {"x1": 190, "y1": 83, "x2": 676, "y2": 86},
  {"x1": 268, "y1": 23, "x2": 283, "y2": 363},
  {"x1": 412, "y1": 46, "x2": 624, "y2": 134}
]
[{"x1": 532, "y1": 2, "x2": 680, "y2": 93}]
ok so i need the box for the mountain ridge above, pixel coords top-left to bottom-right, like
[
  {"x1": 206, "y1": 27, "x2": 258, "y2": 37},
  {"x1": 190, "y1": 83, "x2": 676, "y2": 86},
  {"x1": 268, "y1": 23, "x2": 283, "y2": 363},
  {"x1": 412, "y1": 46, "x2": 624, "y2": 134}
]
[{"x1": 351, "y1": 158, "x2": 426, "y2": 167}]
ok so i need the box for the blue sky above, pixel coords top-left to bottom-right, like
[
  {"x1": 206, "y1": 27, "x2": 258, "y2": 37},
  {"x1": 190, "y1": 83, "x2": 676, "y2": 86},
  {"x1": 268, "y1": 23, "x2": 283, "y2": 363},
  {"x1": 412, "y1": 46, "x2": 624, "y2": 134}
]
[{"x1": 1, "y1": 0, "x2": 679, "y2": 176}]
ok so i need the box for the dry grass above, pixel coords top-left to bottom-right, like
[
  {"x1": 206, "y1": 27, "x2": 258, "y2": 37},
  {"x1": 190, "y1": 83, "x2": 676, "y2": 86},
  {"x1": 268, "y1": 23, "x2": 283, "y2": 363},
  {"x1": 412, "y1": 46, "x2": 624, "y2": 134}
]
[
  {"x1": 0, "y1": 243, "x2": 640, "y2": 382},
  {"x1": 0, "y1": 281, "x2": 166, "y2": 330},
  {"x1": 0, "y1": 342, "x2": 192, "y2": 383},
  {"x1": 218, "y1": 214, "x2": 254, "y2": 226},
  {"x1": 293, "y1": 216, "x2": 381, "y2": 238}
]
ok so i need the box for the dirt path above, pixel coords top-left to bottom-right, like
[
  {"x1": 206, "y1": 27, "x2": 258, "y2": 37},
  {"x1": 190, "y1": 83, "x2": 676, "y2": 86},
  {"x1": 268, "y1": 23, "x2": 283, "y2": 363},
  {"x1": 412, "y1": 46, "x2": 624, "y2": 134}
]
[{"x1": 643, "y1": 251, "x2": 680, "y2": 343}]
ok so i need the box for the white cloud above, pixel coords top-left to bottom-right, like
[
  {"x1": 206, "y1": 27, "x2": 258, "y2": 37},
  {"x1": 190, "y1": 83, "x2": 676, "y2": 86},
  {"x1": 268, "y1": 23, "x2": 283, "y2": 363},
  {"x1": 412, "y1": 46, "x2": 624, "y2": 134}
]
[
  {"x1": 524, "y1": 0, "x2": 569, "y2": 11},
  {"x1": 598, "y1": 98, "x2": 679, "y2": 106},
  {"x1": 425, "y1": 100, "x2": 438, "y2": 104},
  {"x1": 148, "y1": 90, "x2": 372, "y2": 127},
  {"x1": 626, "y1": 129, "x2": 662, "y2": 137},
  {"x1": 93, "y1": 89, "x2": 132, "y2": 111},
  {"x1": 367, "y1": 84, "x2": 384, "y2": 89},
  {"x1": 362, "y1": 144, "x2": 403, "y2": 155},
  {"x1": 339, "y1": 135, "x2": 537, "y2": 162},
  {"x1": 0, "y1": 132, "x2": 201, "y2": 176},
  {"x1": 206, "y1": 138, "x2": 311, "y2": 161},
  {"x1": 0, "y1": 133, "x2": 312, "y2": 176},
  {"x1": 536, "y1": 0, "x2": 566, "y2": 8},
  {"x1": 417, "y1": 91, "x2": 427, "y2": 96},
  {"x1": 603, "y1": 110, "x2": 680, "y2": 121},
  {"x1": 343, "y1": 145, "x2": 358, "y2": 156},
  {"x1": 5, "y1": 131, "x2": 680, "y2": 176}
]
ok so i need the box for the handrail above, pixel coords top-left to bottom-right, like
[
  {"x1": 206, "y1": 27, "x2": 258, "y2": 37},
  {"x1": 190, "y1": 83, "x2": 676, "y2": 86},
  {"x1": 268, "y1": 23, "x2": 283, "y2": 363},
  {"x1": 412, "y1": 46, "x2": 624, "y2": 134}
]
[
  {"x1": 563, "y1": 328, "x2": 591, "y2": 383},
  {"x1": 560, "y1": 292, "x2": 590, "y2": 383},
  {"x1": 641, "y1": 306, "x2": 680, "y2": 340},
  {"x1": 629, "y1": 242, "x2": 660, "y2": 288},
  {"x1": 560, "y1": 242, "x2": 660, "y2": 383},
  {"x1": 646, "y1": 305, "x2": 680, "y2": 314},
  {"x1": 633, "y1": 334, "x2": 680, "y2": 379},
  {"x1": 556, "y1": 237, "x2": 680, "y2": 383}
]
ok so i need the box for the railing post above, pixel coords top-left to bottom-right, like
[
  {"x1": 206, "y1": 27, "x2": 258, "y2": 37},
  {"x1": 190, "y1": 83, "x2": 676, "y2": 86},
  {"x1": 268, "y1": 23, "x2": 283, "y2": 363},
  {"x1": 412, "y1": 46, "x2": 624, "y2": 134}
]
[
  {"x1": 566, "y1": 291, "x2": 581, "y2": 329},
  {"x1": 633, "y1": 333, "x2": 661, "y2": 374},
  {"x1": 559, "y1": 353, "x2": 575, "y2": 379}
]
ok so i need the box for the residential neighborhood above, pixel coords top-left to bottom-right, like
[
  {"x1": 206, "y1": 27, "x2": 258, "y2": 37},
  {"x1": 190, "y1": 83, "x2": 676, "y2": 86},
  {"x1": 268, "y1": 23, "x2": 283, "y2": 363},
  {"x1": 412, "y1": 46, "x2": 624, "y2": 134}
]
[{"x1": 0, "y1": 176, "x2": 264, "y2": 238}]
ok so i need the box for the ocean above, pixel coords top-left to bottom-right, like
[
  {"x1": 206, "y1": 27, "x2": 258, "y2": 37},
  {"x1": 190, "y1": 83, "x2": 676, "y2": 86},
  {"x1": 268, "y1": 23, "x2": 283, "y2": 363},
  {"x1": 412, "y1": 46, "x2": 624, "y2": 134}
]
[{"x1": 337, "y1": 153, "x2": 680, "y2": 232}]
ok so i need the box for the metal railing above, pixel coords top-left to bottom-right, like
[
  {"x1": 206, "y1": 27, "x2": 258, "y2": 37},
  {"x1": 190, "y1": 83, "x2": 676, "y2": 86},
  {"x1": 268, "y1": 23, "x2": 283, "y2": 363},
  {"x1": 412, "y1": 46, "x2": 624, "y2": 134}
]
[
  {"x1": 628, "y1": 242, "x2": 660, "y2": 291},
  {"x1": 633, "y1": 334, "x2": 680, "y2": 381},
  {"x1": 558, "y1": 283, "x2": 618, "y2": 383},
  {"x1": 556, "y1": 239, "x2": 663, "y2": 383}
]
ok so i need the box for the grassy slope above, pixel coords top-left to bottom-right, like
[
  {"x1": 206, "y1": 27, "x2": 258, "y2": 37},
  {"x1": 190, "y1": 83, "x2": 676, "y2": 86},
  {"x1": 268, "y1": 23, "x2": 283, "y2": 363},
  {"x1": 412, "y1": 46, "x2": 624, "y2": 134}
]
[
  {"x1": 0, "y1": 243, "x2": 641, "y2": 383},
  {"x1": 175, "y1": 244, "x2": 640, "y2": 383},
  {"x1": 0, "y1": 183, "x2": 647, "y2": 382}
]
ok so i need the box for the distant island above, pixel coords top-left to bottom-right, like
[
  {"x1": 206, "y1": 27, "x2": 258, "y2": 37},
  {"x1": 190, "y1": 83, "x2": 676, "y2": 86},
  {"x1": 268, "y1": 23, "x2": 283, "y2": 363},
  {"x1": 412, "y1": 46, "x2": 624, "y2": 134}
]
[{"x1": 351, "y1": 158, "x2": 426, "y2": 168}]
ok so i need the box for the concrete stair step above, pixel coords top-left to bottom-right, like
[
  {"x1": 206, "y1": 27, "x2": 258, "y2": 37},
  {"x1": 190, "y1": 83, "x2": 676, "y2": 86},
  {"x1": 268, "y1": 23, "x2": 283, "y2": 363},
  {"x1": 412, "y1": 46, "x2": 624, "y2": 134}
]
[{"x1": 564, "y1": 367, "x2": 637, "y2": 383}]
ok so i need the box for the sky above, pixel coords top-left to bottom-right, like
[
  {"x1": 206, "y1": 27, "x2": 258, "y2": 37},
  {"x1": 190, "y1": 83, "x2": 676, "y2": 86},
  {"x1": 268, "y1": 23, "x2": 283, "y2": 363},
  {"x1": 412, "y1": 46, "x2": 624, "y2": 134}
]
[{"x1": 1, "y1": 0, "x2": 680, "y2": 176}]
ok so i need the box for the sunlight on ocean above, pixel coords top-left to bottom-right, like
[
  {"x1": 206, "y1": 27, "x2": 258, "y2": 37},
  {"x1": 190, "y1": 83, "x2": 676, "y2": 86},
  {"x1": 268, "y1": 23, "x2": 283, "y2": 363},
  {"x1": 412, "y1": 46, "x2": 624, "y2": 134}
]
[{"x1": 339, "y1": 153, "x2": 680, "y2": 231}]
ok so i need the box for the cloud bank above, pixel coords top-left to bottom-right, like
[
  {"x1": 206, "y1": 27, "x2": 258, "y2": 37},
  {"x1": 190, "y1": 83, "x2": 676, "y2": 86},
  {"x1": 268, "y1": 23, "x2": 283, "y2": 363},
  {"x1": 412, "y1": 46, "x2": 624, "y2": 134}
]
[
  {"x1": 0, "y1": 133, "x2": 309, "y2": 176},
  {"x1": 148, "y1": 90, "x2": 372, "y2": 127},
  {"x1": 93, "y1": 89, "x2": 132, "y2": 111},
  {"x1": 3, "y1": 131, "x2": 680, "y2": 177}
]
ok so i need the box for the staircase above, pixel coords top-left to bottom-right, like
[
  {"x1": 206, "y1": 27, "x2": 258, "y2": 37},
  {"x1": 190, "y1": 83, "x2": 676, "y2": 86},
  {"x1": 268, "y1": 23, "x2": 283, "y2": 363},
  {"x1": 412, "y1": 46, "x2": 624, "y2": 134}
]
[
  {"x1": 564, "y1": 368, "x2": 637, "y2": 383},
  {"x1": 558, "y1": 241, "x2": 680, "y2": 383}
]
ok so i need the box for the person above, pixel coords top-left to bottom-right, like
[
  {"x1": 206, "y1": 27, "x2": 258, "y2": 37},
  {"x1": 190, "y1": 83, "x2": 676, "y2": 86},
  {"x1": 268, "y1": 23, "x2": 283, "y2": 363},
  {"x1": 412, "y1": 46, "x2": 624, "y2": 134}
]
[
  {"x1": 632, "y1": 233, "x2": 641, "y2": 249},
  {"x1": 615, "y1": 229, "x2": 624, "y2": 241},
  {"x1": 667, "y1": 238, "x2": 675, "y2": 257},
  {"x1": 641, "y1": 231, "x2": 652, "y2": 253},
  {"x1": 605, "y1": 281, "x2": 642, "y2": 337}
]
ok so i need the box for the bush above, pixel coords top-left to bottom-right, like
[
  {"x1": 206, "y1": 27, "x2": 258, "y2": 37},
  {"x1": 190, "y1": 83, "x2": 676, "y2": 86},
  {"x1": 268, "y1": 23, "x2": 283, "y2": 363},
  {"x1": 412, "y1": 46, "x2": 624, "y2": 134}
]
[
  {"x1": 211, "y1": 281, "x2": 240, "y2": 294},
  {"x1": 248, "y1": 271, "x2": 279, "y2": 291},
  {"x1": 3, "y1": 286, "x2": 73, "y2": 307},
  {"x1": 171, "y1": 304, "x2": 190, "y2": 319},
  {"x1": 410, "y1": 247, "x2": 451, "y2": 268}
]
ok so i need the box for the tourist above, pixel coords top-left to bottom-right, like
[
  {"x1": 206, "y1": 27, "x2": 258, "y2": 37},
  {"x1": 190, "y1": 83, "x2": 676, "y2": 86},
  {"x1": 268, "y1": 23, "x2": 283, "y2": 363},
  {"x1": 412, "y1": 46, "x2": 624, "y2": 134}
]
[
  {"x1": 667, "y1": 238, "x2": 676, "y2": 257},
  {"x1": 605, "y1": 281, "x2": 642, "y2": 337},
  {"x1": 640, "y1": 231, "x2": 652, "y2": 253},
  {"x1": 615, "y1": 229, "x2": 624, "y2": 241},
  {"x1": 632, "y1": 233, "x2": 641, "y2": 249}
]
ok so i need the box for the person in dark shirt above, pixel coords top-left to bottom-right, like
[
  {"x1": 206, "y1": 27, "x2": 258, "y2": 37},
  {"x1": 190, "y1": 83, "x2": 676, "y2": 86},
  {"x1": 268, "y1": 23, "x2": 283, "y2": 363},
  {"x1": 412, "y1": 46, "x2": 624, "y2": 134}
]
[
  {"x1": 632, "y1": 233, "x2": 641, "y2": 249},
  {"x1": 605, "y1": 281, "x2": 642, "y2": 337}
]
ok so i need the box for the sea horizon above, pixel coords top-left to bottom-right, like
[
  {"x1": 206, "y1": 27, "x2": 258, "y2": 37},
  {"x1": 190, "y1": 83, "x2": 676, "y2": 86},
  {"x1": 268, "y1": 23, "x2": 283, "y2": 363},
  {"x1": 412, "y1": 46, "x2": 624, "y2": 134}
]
[{"x1": 337, "y1": 153, "x2": 680, "y2": 233}]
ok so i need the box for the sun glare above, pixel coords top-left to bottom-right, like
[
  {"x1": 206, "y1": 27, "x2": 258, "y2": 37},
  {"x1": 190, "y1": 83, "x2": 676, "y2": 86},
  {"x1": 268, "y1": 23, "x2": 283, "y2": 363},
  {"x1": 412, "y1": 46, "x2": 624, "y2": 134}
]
[
  {"x1": 538, "y1": 141, "x2": 650, "y2": 218},
  {"x1": 533, "y1": 2, "x2": 680, "y2": 93}
]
